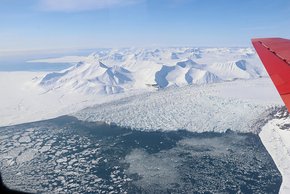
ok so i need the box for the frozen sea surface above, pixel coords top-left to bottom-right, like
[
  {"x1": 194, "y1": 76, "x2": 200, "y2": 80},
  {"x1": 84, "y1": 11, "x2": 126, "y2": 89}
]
[{"x1": 0, "y1": 116, "x2": 282, "y2": 193}]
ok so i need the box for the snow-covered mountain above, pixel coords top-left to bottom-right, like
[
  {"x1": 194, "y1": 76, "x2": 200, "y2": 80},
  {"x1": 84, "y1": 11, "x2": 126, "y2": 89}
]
[
  {"x1": 39, "y1": 61, "x2": 133, "y2": 95},
  {"x1": 37, "y1": 47, "x2": 266, "y2": 94},
  {"x1": 207, "y1": 60, "x2": 261, "y2": 80},
  {"x1": 155, "y1": 59, "x2": 221, "y2": 88}
]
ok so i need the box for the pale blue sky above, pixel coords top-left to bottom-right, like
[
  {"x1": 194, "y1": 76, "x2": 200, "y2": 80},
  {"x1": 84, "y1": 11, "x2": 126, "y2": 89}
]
[{"x1": 1, "y1": 0, "x2": 290, "y2": 51}]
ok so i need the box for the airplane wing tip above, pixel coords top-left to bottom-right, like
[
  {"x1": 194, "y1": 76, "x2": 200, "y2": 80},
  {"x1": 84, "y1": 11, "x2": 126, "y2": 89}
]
[{"x1": 251, "y1": 37, "x2": 290, "y2": 112}]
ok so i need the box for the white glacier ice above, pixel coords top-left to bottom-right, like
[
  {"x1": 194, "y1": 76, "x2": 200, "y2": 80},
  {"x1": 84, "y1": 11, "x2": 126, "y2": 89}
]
[
  {"x1": 74, "y1": 78, "x2": 282, "y2": 133},
  {"x1": 259, "y1": 110, "x2": 290, "y2": 194},
  {"x1": 0, "y1": 47, "x2": 268, "y2": 127}
]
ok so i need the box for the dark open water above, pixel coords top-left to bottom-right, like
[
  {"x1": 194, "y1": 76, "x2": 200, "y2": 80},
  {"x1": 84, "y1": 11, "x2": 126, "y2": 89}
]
[{"x1": 0, "y1": 116, "x2": 282, "y2": 194}]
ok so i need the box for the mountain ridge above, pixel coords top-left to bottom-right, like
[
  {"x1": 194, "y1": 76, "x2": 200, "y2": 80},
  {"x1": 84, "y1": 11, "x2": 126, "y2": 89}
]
[{"x1": 38, "y1": 47, "x2": 265, "y2": 94}]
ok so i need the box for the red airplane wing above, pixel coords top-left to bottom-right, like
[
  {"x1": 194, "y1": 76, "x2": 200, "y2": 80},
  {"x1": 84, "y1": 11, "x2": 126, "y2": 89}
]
[{"x1": 252, "y1": 38, "x2": 290, "y2": 111}]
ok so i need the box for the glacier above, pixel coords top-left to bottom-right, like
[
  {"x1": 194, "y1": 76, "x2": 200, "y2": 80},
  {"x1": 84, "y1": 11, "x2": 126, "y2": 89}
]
[
  {"x1": 259, "y1": 108, "x2": 290, "y2": 194},
  {"x1": 74, "y1": 78, "x2": 281, "y2": 133},
  {"x1": 0, "y1": 47, "x2": 269, "y2": 127}
]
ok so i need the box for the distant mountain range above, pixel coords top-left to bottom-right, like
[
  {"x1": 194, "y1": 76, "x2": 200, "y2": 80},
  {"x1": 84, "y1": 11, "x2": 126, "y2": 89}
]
[{"x1": 37, "y1": 47, "x2": 266, "y2": 95}]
